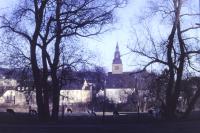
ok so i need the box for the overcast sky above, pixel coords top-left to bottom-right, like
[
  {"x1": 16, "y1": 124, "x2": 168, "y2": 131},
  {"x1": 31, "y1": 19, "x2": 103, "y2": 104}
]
[
  {"x1": 0, "y1": 0, "x2": 199, "y2": 72},
  {"x1": 0, "y1": 0, "x2": 149, "y2": 72}
]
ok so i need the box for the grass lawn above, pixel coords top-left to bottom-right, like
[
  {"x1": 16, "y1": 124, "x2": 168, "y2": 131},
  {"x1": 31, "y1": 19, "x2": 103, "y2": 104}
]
[{"x1": 0, "y1": 110, "x2": 199, "y2": 133}]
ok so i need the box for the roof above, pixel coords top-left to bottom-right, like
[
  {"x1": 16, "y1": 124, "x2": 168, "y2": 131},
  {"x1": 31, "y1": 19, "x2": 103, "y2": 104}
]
[
  {"x1": 106, "y1": 72, "x2": 135, "y2": 88},
  {"x1": 106, "y1": 71, "x2": 154, "y2": 89},
  {"x1": 113, "y1": 58, "x2": 122, "y2": 64},
  {"x1": 61, "y1": 71, "x2": 103, "y2": 90}
]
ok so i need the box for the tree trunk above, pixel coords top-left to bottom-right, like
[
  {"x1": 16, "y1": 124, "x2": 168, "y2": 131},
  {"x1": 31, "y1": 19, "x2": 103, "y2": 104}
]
[
  {"x1": 170, "y1": 17, "x2": 185, "y2": 119},
  {"x1": 51, "y1": 89, "x2": 60, "y2": 120},
  {"x1": 30, "y1": 1, "x2": 47, "y2": 121},
  {"x1": 164, "y1": 22, "x2": 176, "y2": 119},
  {"x1": 42, "y1": 48, "x2": 50, "y2": 120},
  {"x1": 51, "y1": 0, "x2": 62, "y2": 121},
  {"x1": 30, "y1": 44, "x2": 45, "y2": 120},
  {"x1": 164, "y1": 0, "x2": 183, "y2": 120},
  {"x1": 35, "y1": 81, "x2": 45, "y2": 120},
  {"x1": 51, "y1": 72, "x2": 60, "y2": 120}
]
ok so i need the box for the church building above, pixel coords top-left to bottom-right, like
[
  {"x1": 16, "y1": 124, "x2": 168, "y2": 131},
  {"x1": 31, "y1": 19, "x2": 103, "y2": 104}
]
[
  {"x1": 101, "y1": 43, "x2": 151, "y2": 112},
  {"x1": 103, "y1": 43, "x2": 135, "y2": 104}
]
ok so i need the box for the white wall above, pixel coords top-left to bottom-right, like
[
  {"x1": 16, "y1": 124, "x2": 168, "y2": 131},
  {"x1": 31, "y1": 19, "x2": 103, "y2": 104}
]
[
  {"x1": 60, "y1": 90, "x2": 91, "y2": 105},
  {"x1": 97, "y1": 88, "x2": 135, "y2": 104}
]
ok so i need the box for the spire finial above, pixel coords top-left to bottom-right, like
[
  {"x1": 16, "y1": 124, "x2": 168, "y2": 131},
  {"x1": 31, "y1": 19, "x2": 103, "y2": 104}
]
[{"x1": 116, "y1": 42, "x2": 119, "y2": 51}]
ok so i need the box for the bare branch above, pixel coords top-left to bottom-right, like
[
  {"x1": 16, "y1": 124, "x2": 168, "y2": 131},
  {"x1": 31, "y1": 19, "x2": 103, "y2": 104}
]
[{"x1": 181, "y1": 26, "x2": 200, "y2": 33}]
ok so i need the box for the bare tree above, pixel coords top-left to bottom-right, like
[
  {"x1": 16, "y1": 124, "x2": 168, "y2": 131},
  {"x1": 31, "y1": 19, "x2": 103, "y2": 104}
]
[
  {"x1": 0, "y1": 0, "x2": 127, "y2": 120},
  {"x1": 0, "y1": 0, "x2": 50, "y2": 120},
  {"x1": 41, "y1": 0, "x2": 126, "y2": 120},
  {"x1": 129, "y1": 0, "x2": 200, "y2": 119}
]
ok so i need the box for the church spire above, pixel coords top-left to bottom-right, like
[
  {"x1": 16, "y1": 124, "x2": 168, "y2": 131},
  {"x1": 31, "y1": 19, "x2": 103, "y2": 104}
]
[
  {"x1": 112, "y1": 43, "x2": 123, "y2": 74},
  {"x1": 113, "y1": 43, "x2": 122, "y2": 64}
]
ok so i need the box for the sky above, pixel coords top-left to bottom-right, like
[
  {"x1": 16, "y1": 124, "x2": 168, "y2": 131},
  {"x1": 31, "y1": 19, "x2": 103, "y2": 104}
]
[
  {"x1": 0, "y1": 0, "x2": 148, "y2": 72},
  {"x1": 0, "y1": 0, "x2": 199, "y2": 72},
  {"x1": 83, "y1": 0, "x2": 200, "y2": 72}
]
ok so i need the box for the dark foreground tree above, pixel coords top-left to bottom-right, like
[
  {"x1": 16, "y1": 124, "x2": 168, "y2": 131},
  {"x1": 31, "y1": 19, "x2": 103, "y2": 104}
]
[
  {"x1": 129, "y1": 0, "x2": 200, "y2": 119},
  {"x1": 0, "y1": 0, "x2": 127, "y2": 121},
  {"x1": 181, "y1": 76, "x2": 200, "y2": 118}
]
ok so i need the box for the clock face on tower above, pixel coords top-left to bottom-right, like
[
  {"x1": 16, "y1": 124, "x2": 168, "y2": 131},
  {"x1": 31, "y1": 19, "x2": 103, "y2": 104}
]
[{"x1": 114, "y1": 66, "x2": 119, "y2": 70}]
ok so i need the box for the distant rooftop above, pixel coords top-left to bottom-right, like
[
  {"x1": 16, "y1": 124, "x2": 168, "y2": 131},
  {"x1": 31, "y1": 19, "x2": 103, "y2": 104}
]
[{"x1": 106, "y1": 71, "x2": 154, "y2": 89}]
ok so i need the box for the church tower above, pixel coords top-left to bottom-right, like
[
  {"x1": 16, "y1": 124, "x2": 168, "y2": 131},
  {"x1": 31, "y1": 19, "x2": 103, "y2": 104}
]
[{"x1": 112, "y1": 43, "x2": 123, "y2": 74}]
